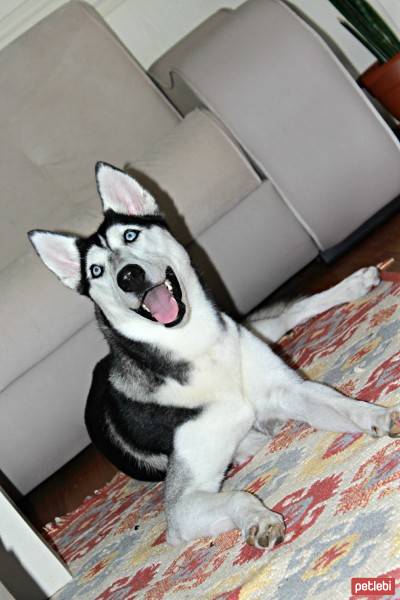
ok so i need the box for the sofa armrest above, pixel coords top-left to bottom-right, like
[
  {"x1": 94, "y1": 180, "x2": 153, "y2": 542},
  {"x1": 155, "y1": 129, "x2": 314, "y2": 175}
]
[{"x1": 150, "y1": 0, "x2": 400, "y2": 251}]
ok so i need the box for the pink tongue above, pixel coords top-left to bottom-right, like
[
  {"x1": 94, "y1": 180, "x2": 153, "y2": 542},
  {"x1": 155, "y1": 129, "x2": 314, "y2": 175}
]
[{"x1": 144, "y1": 284, "x2": 179, "y2": 324}]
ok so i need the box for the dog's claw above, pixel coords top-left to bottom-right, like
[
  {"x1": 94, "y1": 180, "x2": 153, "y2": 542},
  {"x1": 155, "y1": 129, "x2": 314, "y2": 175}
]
[
  {"x1": 258, "y1": 532, "x2": 270, "y2": 548},
  {"x1": 389, "y1": 410, "x2": 400, "y2": 438},
  {"x1": 246, "y1": 525, "x2": 259, "y2": 546},
  {"x1": 245, "y1": 519, "x2": 285, "y2": 549}
]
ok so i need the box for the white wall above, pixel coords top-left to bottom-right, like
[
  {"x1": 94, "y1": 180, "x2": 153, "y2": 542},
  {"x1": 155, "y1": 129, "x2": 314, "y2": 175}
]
[
  {"x1": 106, "y1": 0, "x2": 246, "y2": 68},
  {"x1": 103, "y1": 0, "x2": 400, "y2": 72},
  {"x1": 0, "y1": 1, "x2": 398, "y2": 71},
  {"x1": 0, "y1": 0, "x2": 246, "y2": 60}
]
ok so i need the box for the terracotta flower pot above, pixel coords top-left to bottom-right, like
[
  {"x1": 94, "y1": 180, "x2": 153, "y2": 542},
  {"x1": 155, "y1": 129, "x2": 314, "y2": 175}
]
[{"x1": 358, "y1": 52, "x2": 400, "y2": 119}]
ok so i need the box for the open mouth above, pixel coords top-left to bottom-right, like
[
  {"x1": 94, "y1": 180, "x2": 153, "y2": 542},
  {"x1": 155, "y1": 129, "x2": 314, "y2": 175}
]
[{"x1": 134, "y1": 267, "x2": 186, "y2": 327}]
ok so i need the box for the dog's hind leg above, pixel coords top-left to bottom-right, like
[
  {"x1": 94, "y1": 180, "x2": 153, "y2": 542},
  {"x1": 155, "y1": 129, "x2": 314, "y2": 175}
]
[
  {"x1": 249, "y1": 266, "x2": 380, "y2": 343},
  {"x1": 166, "y1": 402, "x2": 285, "y2": 548},
  {"x1": 262, "y1": 379, "x2": 400, "y2": 438}
]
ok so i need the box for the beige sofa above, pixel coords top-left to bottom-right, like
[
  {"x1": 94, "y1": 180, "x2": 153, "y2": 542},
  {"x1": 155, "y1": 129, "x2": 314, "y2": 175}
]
[{"x1": 1, "y1": 0, "x2": 399, "y2": 494}]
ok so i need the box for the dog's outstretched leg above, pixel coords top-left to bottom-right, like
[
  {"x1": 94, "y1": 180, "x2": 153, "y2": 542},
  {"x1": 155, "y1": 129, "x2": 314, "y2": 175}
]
[
  {"x1": 262, "y1": 380, "x2": 400, "y2": 438},
  {"x1": 249, "y1": 266, "x2": 380, "y2": 343},
  {"x1": 166, "y1": 402, "x2": 285, "y2": 548}
]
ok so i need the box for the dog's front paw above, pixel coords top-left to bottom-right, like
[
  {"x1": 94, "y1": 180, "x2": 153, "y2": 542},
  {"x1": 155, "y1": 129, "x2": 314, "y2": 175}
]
[{"x1": 244, "y1": 509, "x2": 285, "y2": 549}]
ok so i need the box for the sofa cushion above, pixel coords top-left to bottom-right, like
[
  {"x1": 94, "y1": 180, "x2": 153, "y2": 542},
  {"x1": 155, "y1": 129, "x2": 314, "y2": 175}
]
[
  {"x1": 0, "y1": 320, "x2": 107, "y2": 494},
  {"x1": 0, "y1": 0, "x2": 179, "y2": 271},
  {"x1": 188, "y1": 181, "x2": 317, "y2": 314},
  {"x1": 0, "y1": 209, "x2": 100, "y2": 393},
  {"x1": 132, "y1": 109, "x2": 260, "y2": 244}
]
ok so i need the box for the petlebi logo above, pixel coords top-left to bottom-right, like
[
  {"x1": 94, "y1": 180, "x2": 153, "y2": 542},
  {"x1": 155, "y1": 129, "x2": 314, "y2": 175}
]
[{"x1": 351, "y1": 577, "x2": 395, "y2": 596}]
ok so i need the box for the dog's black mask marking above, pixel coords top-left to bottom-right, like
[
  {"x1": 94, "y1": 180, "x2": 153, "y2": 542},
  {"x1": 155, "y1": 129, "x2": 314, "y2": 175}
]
[{"x1": 76, "y1": 210, "x2": 168, "y2": 297}]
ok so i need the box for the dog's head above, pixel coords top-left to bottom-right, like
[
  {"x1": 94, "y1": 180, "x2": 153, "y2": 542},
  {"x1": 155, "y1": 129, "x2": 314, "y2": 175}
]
[{"x1": 29, "y1": 163, "x2": 193, "y2": 331}]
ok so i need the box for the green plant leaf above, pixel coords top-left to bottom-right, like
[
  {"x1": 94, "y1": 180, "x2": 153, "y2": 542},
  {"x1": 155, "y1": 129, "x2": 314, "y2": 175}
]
[
  {"x1": 351, "y1": 0, "x2": 400, "y2": 52},
  {"x1": 329, "y1": 0, "x2": 393, "y2": 57},
  {"x1": 328, "y1": 0, "x2": 400, "y2": 60},
  {"x1": 340, "y1": 19, "x2": 387, "y2": 62}
]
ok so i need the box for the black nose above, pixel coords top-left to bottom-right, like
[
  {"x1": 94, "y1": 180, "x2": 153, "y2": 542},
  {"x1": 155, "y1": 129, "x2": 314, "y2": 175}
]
[{"x1": 117, "y1": 264, "x2": 145, "y2": 292}]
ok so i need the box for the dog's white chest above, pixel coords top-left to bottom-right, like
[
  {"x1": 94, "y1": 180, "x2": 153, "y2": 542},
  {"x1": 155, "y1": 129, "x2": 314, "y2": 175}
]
[{"x1": 155, "y1": 323, "x2": 244, "y2": 409}]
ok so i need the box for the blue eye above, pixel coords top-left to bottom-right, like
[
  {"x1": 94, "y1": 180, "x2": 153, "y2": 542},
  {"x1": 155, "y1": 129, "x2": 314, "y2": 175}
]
[
  {"x1": 90, "y1": 264, "x2": 104, "y2": 278},
  {"x1": 124, "y1": 229, "x2": 140, "y2": 243}
]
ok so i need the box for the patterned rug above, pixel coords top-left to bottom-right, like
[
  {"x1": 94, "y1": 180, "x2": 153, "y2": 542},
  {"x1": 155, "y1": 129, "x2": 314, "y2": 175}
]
[{"x1": 46, "y1": 272, "x2": 400, "y2": 600}]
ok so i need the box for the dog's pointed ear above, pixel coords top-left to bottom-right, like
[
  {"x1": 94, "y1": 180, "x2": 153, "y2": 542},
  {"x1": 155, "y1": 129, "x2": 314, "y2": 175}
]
[
  {"x1": 95, "y1": 162, "x2": 158, "y2": 216},
  {"x1": 28, "y1": 230, "x2": 81, "y2": 290}
]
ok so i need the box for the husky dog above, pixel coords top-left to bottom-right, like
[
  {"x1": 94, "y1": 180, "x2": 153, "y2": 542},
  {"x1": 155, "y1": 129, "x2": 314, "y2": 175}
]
[{"x1": 29, "y1": 163, "x2": 400, "y2": 549}]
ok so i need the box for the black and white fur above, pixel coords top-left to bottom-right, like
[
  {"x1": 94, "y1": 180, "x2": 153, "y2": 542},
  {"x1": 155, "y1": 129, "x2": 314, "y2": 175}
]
[{"x1": 29, "y1": 163, "x2": 400, "y2": 549}]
